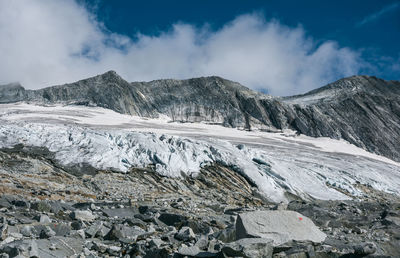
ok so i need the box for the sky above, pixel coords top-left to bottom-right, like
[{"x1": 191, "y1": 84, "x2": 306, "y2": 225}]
[{"x1": 0, "y1": 0, "x2": 399, "y2": 96}]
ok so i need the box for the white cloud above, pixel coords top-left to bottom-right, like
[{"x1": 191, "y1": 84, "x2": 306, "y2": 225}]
[
  {"x1": 356, "y1": 2, "x2": 400, "y2": 27},
  {"x1": 0, "y1": 0, "x2": 365, "y2": 95}
]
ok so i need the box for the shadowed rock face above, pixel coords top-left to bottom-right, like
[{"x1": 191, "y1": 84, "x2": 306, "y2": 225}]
[
  {"x1": 0, "y1": 71, "x2": 399, "y2": 161},
  {"x1": 0, "y1": 83, "x2": 26, "y2": 103}
]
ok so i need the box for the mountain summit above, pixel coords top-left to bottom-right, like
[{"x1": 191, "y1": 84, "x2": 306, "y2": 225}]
[{"x1": 1, "y1": 72, "x2": 399, "y2": 162}]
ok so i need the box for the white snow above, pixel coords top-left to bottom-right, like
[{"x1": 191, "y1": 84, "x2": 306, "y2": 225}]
[{"x1": 0, "y1": 103, "x2": 399, "y2": 203}]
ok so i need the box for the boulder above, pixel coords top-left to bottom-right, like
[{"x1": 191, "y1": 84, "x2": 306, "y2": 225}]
[
  {"x1": 39, "y1": 215, "x2": 52, "y2": 224},
  {"x1": 158, "y1": 213, "x2": 186, "y2": 227},
  {"x1": 175, "y1": 226, "x2": 196, "y2": 242},
  {"x1": 102, "y1": 207, "x2": 138, "y2": 218},
  {"x1": 236, "y1": 210, "x2": 326, "y2": 246},
  {"x1": 0, "y1": 237, "x2": 83, "y2": 257},
  {"x1": 70, "y1": 210, "x2": 96, "y2": 221},
  {"x1": 353, "y1": 242, "x2": 376, "y2": 255},
  {"x1": 221, "y1": 238, "x2": 273, "y2": 258}
]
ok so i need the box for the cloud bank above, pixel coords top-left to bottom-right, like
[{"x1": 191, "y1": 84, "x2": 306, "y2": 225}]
[{"x1": 0, "y1": 0, "x2": 366, "y2": 95}]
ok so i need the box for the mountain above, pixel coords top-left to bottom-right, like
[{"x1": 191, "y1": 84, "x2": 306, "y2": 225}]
[
  {"x1": 0, "y1": 71, "x2": 399, "y2": 162},
  {"x1": 1, "y1": 73, "x2": 400, "y2": 257}
]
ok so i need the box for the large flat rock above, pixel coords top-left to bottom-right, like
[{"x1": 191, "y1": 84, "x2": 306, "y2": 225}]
[{"x1": 236, "y1": 210, "x2": 326, "y2": 246}]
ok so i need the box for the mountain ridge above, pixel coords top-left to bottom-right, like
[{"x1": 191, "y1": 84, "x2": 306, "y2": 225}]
[{"x1": 1, "y1": 71, "x2": 399, "y2": 162}]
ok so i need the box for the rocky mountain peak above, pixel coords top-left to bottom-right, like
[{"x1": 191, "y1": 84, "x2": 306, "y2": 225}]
[
  {"x1": 0, "y1": 82, "x2": 26, "y2": 103},
  {"x1": 0, "y1": 72, "x2": 399, "y2": 162}
]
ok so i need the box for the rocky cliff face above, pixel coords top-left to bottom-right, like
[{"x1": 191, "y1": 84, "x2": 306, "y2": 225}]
[
  {"x1": 282, "y1": 76, "x2": 400, "y2": 162},
  {"x1": 1, "y1": 71, "x2": 399, "y2": 161}
]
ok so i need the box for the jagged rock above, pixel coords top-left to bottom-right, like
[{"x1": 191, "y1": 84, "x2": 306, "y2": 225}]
[
  {"x1": 221, "y1": 238, "x2": 273, "y2": 258},
  {"x1": 175, "y1": 227, "x2": 196, "y2": 242},
  {"x1": 0, "y1": 237, "x2": 83, "y2": 257},
  {"x1": 105, "y1": 224, "x2": 146, "y2": 241},
  {"x1": 214, "y1": 226, "x2": 236, "y2": 243},
  {"x1": 85, "y1": 221, "x2": 103, "y2": 237},
  {"x1": 102, "y1": 207, "x2": 138, "y2": 218},
  {"x1": 353, "y1": 242, "x2": 376, "y2": 255},
  {"x1": 383, "y1": 216, "x2": 400, "y2": 227},
  {"x1": 20, "y1": 226, "x2": 33, "y2": 237},
  {"x1": 107, "y1": 245, "x2": 121, "y2": 255},
  {"x1": 50, "y1": 223, "x2": 71, "y2": 237},
  {"x1": 71, "y1": 220, "x2": 84, "y2": 230},
  {"x1": 236, "y1": 210, "x2": 326, "y2": 246},
  {"x1": 124, "y1": 218, "x2": 147, "y2": 229},
  {"x1": 39, "y1": 215, "x2": 51, "y2": 224},
  {"x1": 31, "y1": 201, "x2": 52, "y2": 213},
  {"x1": 158, "y1": 213, "x2": 186, "y2": 227},
  {"x1": 143, "y1": 247, "x2": 169, "y2": 258},
  {"x1": 149, "y1": 238, "x2": 164, "y2": 248},
  {"x1": 70, "y1": 210, "x2": 96, "y2": 221},
  {"x1": 0, "y1": 224, "x2": 7, "y2": 241},
  {"x1": 39, "y1": 226, "x2": 56, "y2": 239}
]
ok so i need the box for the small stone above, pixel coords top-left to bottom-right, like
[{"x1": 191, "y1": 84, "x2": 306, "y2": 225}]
[
  {"x1": 71, "y1": 220, "x2": 84, "y2": 230},
  {"x1": 107, "y1": 246, "x2": 121, "y2": 255},
  {"x1": 20, "y1": 225, "x2": 33, "y2": 237},
  {"x1": 39, "y1": 226, "x2": 56, "y2": 239},
  {"x1": 149, "y1": 238, "x2": 164, "y2": 248},
  {"x1": 354, "y1": 242, "x2": 376, "y2": 255},
  {"x1": 70, "y1": 210, "x2": 96, "y2": 222},
  {"x1": 175, "y1": 226, "x2": 196, "y2": 241},
  {"x1": 222, "y1": 238, "x2": 273, "y2": 258},
  {"x1": 39, "y1": 215, "x2": 52, "y2": 224}
]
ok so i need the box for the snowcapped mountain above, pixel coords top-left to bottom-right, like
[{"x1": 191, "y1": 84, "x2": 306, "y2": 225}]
[{"x1": 1, "y1": 71, "x2": 399, "y2": 163}]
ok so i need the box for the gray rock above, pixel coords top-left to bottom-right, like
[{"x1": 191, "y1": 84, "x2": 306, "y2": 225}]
[
  {"x1": 105, "y1": 224, "x2": 146, "y2": 241},
  {"x1": 71, "y1": 220, "x2": 83, "y2": 230},
  {"x1": 0, "y1": 224, "x2": 7, "y2": 241},
  {"x1": 0, "y1": 237, "x2": 83, "y2": 257},
  {"x1": 222, "y1": 238, "x2": 273, "y2": 258},
  {"x1": 49, "y1": 223, "x2": 71, "y2": 237},
  {"x1": 124, "y1": 218, "x2": 147, "y2": 229},
  {"x1": 149, "y1": 238, "x2": 164, "y2": 248},
  {"x1": 85, "y1": 221, "x2": 103, "y2": 237},
  {"x1": 177, "y1": 245, "x2": 218, "y2": 257},
  {"x1": 39, "y1": 226, "x2": 56, "y2": 239},
  {"x1": 107, "y1": 245, "x2": 121, "y2": 255},
  {"x1": 102, "y1": 207, "x2": 138, "y2": 218},
  {"x1": 383, "y1": 216, "x2": 400, "y2": 227},
  {"x1": 158, "y1": 213, "x2": 186, "y2": 227},
  {"x1": 39, "y1": 215, "x2": 52, "y2": 224},
  {"x1": 236, "y1": 210, "x2": 326, "y2": 246},
  {"x1": 175, "y1": 226, "x2": 196, "y2": 242},
  {"x1": 353, "y1": 242, "x2": 376, "y2": 255},
  {"x1": 31, "y1": 201, "x2": 52, "y2": 213},
  {"x1": 70, "y1": 210, "x2": 96, "y2": 221},
  {"x1": 20, "y1": 226, "x2": 33, "y2": 237},
  {"x1": 215, "y1": 226, "x2": 236, "y2": 243}
]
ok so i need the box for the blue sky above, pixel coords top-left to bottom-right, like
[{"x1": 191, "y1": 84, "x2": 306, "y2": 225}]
[
  {"x1": 89, "y1": 0, "x2": 400, "y2": 58},
  {"x1": 0, "y1": 0, "x2": 399, "y2": 95}
]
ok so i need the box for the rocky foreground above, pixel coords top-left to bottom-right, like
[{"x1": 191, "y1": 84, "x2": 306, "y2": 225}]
[{"x1": 0, "y1": 147, "x2": 399, "y2": 257}]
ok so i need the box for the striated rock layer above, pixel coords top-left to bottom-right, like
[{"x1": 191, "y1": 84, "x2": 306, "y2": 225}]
[{"x1": 0, "y1": 71, "x2": 399, "y2": 162}]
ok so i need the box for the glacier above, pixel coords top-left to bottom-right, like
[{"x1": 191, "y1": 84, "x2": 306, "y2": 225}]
[{"x1": 0, "y1": 103, "x2": 399, "y2": 203}]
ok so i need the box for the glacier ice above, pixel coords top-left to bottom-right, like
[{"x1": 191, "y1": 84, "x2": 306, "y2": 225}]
[{"x1": 0, "y1": 103, "x2": 399, "y2": 203}]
